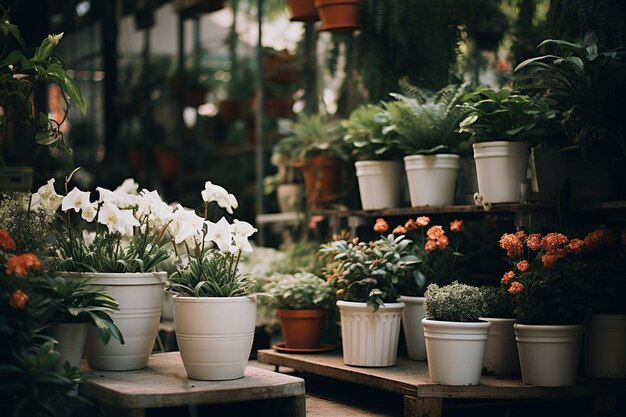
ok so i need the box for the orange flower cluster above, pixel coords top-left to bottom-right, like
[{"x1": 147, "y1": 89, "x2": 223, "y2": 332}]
[
  {"x1": 6, "y1": 254, "x2": 41, "y2": 277},
  {"x1": 9, "y1": 289, "x2": 29, "y2": 309},
  {"x1": 374, "y1": 218, "x2": 389, "y2": 233},
  {"x1": 425, "y1": 225, "x2": 449, "y2": 251},
  {"x1": 393, "y1": 225, "x2": 407, "y2": 235},
  {"x1": 0, "y1": 230, "x2": 16, "y2": 251},
  {"x1": 499, "y1": 233, "x2": 523, "y2": 259},
  {"x1": 501, "y1": 270, "x2": 515, "y2": 285},
  {"x1": 508, "y1": 281, "x2": 524, "y2": 294}
]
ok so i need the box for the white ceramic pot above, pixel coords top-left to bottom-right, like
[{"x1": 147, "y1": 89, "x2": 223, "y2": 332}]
[
  {"x1": 404, "y1": 154, "x2": 459, "y2": 206},
  {"x1": 276, "y1": 183, "x2": 303, "y2": 213},
  {"x1": 584, "y1": 314, "x2": 626, "y2": 379},
  {"x1": 422, "y1": 318, "x2": 491, "y2": 385},
  {"x1": 480, "y1": 317, "x2": 520, "y2": 376},
  {"x1": 472, "y1": 141, "x2": 530, "y2": 204},
  {"x1": 174, "y1": 295, "x2": 257, "y2": 380},
  {"x1": 46, "y1": 322, "x2": 89, "y2": 370},
  {"x1": 514, "y1": 323, "x2": 583, "y2": 386},
  {"x1": 398, "y1": 296, "x2": 426, "y2": 361},
  {"x1": 337, "y1": 300, "x2": 404, "y2": 367},
  {"x1": 67, "y1": 272, "x2": 166, "y2": 371},
  {"x1": 355, "y1": 160, "x2": 404, "y2": 210}
]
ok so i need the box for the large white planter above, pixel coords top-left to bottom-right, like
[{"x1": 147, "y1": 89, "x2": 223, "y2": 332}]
[
  {"x1": 355, "y1": 160, "x2": 404, "y2": 210},
  {"x1": 472, "y1": 141, "x2": 530, "y2": 204},
  {"x1": 404, "y1": 154, "x2": 459, "y2": 206},
  {"x1": 337, "y1": 300, "x2": 404, "y2": 367},
  {"x1": 46, "y1": 322, "x2": 89, "y2": 370},
  {"x1": 480, "y1": 317, "x2": 520, "y2": 376},
  {"x1": 514, "y1": 324, "x2": 583, "y2": 386},
  {"x1": 584, "y1": 314, "x2": 626, "y2": 379},
  {"x1": 173, "y1": 295, "x2": 257, "y2": 380},
  {"x1": 398, "y1": 296, "x2": 426, "y2": 361},
  {"x1": 423, "y1": 318, "x2": 491, "y2": 385},
  {"x1": 68, "y1": 272, "x2": 166, "y2": 371}
]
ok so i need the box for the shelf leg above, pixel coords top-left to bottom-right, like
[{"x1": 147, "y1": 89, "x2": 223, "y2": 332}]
[{"x1": 404, "y1": 396, "x2": 442, "y2": 417}]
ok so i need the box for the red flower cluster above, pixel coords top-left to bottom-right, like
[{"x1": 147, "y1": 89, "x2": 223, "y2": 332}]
[
  {"x1": 6, "y1": 254, "x2": 41, "y2": 277},
  {"x1": 0, "y1": 230, "x2": 16, "y2": 251},
  {"x1": 9, "y1": 289, "x2": 29, "y2": 309}
]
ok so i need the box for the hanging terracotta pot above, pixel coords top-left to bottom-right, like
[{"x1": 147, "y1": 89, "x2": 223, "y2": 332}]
[
  {"x1": 174, "y1": 0, "x2": 225, "y2": 17},
  {"x1": 314, "y1": 0, "x2": 361, "y2": 32},
  {"x1": 293, "y1": 156, "x2": 342, "y2": 208},
  {"x1": 286, "y1": 0, "x2": 319, "y2": 22}
]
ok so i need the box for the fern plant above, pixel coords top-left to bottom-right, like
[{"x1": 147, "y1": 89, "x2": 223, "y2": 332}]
[
  {"x1": 386, "y1": 80, "x2": 472, "y2": 155},
  {"x1": 342, "y1": 103, "x2": 401, "y2": 160}
]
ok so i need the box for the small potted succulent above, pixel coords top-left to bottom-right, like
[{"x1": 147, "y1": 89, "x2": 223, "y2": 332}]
[
  {"x1": 479, "y1": 285, "x2": 519, "y2": 376},
  {"x1": 423, "y1": 281, "x2": 490, "y2": 385},
  {"x1": 342, "y1": 103, "x2": 404, "y2": 210},
  {"x1": 319, "y1": 233, "x2": 418, "y2": 367},
  {"x1": 262, "y1": 272, "x2": 335, "y2": 350}
]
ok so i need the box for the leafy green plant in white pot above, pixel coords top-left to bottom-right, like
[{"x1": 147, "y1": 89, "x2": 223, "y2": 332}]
[
  {"x1": 342, "y1": 104, "x2": 404, "y2": 210},
  {"x1": 262, "y1": 272, "x2": 335, "y2": 350},
  {"x1": 319, "y1": 233, "x2": 418, "y2": 367},
  {"x1": 423, "y1": 281, "x2": 490, "y2": 385},
  {"x1": 458, "y1": 88, "x2": 557, "y2": 204},
  {"x1": 167, "y1": 181, "x2": 258, "y2": 381},
  {"x1": 479, "y1": 285, "x2": 519, "y2": 376},
  {"x1": 43, "y1": 173, "x2": 171, "y2": 371},
  {"x1": 387, "y1": 81, "x2": 471, "y2": 207}
]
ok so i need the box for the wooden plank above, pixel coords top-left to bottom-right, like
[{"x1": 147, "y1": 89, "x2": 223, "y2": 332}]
[
  {"x1": 257, "y1": 350, "x2": 626, "y2": 400},
  {"x1": 79, "y1": 352, "x2": 305, "y2": 409},
  {"x1": 404, "y1": 396, "x2": 442, "y2": 417}
]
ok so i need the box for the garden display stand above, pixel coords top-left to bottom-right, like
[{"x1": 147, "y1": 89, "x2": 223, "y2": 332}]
[
  {"x1": 257, "y1": 349, "x2": 626, "y2": 417},
  {"x1": 79, "y1": 352, "x2": 305, "y2": 417}
]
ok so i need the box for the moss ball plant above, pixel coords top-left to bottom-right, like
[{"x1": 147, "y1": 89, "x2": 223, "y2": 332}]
[
  {"x1": 424, "y1": 281, "x2": 487, "y2": 322},
  {"x1": 480, "y1": 285, "x2": 514, "y2": 318}
]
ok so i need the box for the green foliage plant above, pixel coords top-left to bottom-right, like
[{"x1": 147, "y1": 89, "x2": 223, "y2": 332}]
[
  {"x1": 386, "y1": 80, "x2": 472, "y2": 156},
  {"x1": 0, "y1": 191, "x2": 55, "y2": 253},
  {"x1": 480, "y1": 285, "x2": 514, "y2": 318},
  {"x1": 318, "y1": 233, "x2": 419, "y2": 311},
  {"x1": 0, "y1": 8, "x2": 87, "y2": 158},
  {"x1": 458, "y1": 87, "x2": 557, "y2": 145},
  {"x1": 424, "y1": 281, "x2": 488, "y2": 322},
  {"x1": 514, "y1": 33, "x2": 626, "y2": 159},
  {"x1": 341, "y1": 103, "x2": 400, "y2": 161},
  {"x1": 273, "y1": 113, "x2": 349, "y2": 164},
  {"x1": 262, "y1": 272, "x2": 335, "y2": 310}
]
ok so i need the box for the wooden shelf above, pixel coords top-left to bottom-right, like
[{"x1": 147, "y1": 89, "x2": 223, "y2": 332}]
[{"x1": 258, "y1": 349, "x2": 626, "y2": 417}]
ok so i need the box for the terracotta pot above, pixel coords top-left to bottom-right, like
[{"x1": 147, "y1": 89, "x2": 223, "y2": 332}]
[
  {"x1": 278, "y1": 309, "x2": 326, "y2": 349},
  {"x1": 154, "y1": 148, "x2": 180, "y2": 179},
  {"x1": 286, "y1": 0, "x2": 319, "y2": 21},
  {"x1": 263, "y1": 51, "x2": 299, "y2": 84},
  {"x1": 294, "y1": 156, "x2": 342, "y2": 208},
  {"x1": 314, "y1": 0, "x2": 361, "y2": 31},
  {"x1": 264, "y1": 96, "x2": 295, "y2": 119}
]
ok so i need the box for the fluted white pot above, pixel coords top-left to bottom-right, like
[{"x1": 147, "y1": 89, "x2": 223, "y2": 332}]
[
  {"x1": 480, "y1": 317, "x2": 520, "y2": 376},
  {"x1": 173, "y1": 295, "x2": 256, "y2": 380},
  {"x1": 585, "y1": 314, "x2": 626, "y2": 378},
  {"x1": 515, "y1": 324, "x2": 583, "y2": 386},
  {"x1": 337, "y1": 300, "x2": 404, "y2": 367},
  {"x1": 355, "y1": 160, "x2": 404, "y2": 210},
  {"x1": 473, "y1": 141, "x2": 529, "y2": 203},
  {"x1": 398, "y1": 296, "x2": 426, "y2": 361},
  {"x1": 47, "y1": 322, "x2": 89, "y2": 370},
  {"x1": 404, "y1": 154, "x2": 459, "y2": 206},
  {"x1": 64, "y1": 272, "x2": 166, "y2": 371},
  {"x1": 423, "y1": 318, "x2": 491, "y2": 385}
]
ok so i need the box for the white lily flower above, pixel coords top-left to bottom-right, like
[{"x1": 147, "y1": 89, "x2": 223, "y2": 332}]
[
  {"x1": 233, "y1": 219, "x2": 258, "y2": 238},
  {"x1": 114, "y1": 178, "x2": 140, "y2": 195},
  {"x1": 98, "y1": 202, "x2": 139, "y2": 235},
  {"x1": 201, "y1": 181, "x2": 238, "y2": 214},
  {"x1": 232, "y1": 233, "x2": 254, "y2": 254},
  {"x1": 97, "y1": 187, "x2": 132, "y2": 208},
  {"x1": 169, "y1": 204, "x2": 204, "y2": 245},
  {"x1": 137, "y1": 189, "x2": 173, "y2": 229},
  {"x1": 80, "y1": 202, "x2": 98, "y2": 222},
  {"x1": 62, "y1": 187, "x2": 92, "y2": 213},
  {"x1": 82, "y1": 230, "x2": 96, "y2": 247},
  {"x1": 48, "y1": 32, "x2": 63, "y2": 46},
  {"x1": 35, "y1": 178, "x2": 62, "y2": 212},
  {"x1": 205, "y1": 217, "x2": 233, "y2": 252}
]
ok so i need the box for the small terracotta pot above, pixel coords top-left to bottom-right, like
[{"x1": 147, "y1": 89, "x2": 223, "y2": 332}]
[
  {"x1": 293, "y1": 156, "x2": 342, "y2": 208},
  {"x1": 286, "y1": 0, "x2": 320, "y2": 22},
  {"x1": 278, "y1": 309, "x2": 327, "y2": 349},
  {"x1": 314, "y1": 0, "x2": 361, "y2": 31}
]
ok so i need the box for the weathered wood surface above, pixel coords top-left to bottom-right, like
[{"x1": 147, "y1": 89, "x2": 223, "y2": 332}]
[
  {"x1": 257, "y1": 350, "x2": 626, "y2": 400},
  {"x1": 79, "y1": 352, "x2": 305, "y2": 409}
]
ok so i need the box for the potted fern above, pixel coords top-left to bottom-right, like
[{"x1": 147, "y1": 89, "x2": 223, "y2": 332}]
[
  {"x1": 387, "y1": 82, "x2": 471, "y2": 207},
  {"x1": 423, "y1": 281, "x2": 490, "y2": 385},
  {"x1": 343, "y1": 104, "x2": 404, "y2": 210}
]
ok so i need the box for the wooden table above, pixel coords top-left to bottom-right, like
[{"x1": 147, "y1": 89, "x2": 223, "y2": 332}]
[
  {"x1": 257, "y1": 349, "x2": 626, "y2": 417},
  {"x1": 79, "y1": 352, "x2": 305, "y2": 417}
]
